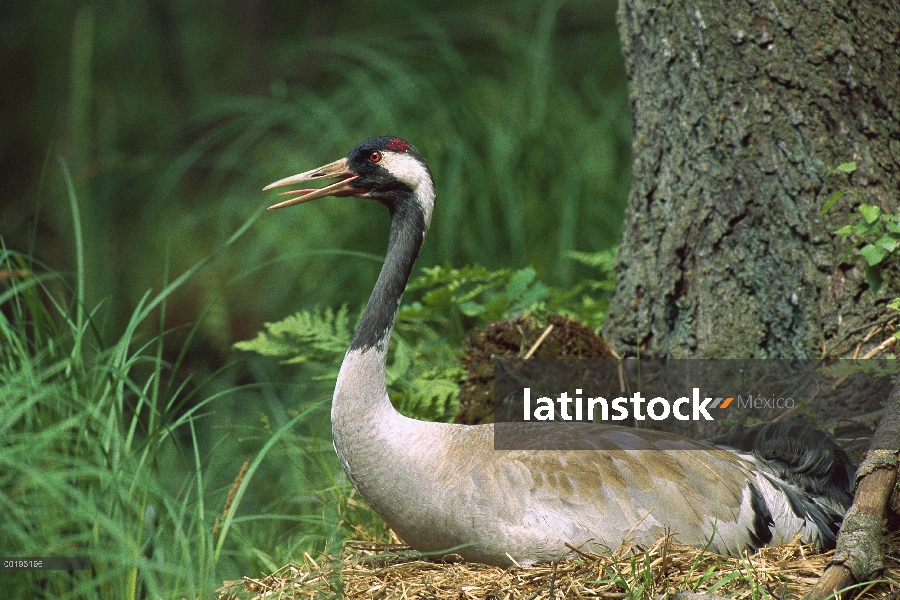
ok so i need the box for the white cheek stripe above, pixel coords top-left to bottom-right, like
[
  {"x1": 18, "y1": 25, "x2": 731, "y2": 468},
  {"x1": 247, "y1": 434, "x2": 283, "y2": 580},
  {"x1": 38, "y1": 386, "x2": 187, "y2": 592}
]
[{"x1": 380, "y1": 152, "x2": 435, "y2": 228}]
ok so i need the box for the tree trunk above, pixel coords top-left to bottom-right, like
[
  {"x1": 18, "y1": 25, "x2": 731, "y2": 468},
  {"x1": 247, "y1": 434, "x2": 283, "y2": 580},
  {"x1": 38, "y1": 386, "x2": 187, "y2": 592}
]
[{"x1": 605, "y1": 0, "x2": 900, "y2": 359}]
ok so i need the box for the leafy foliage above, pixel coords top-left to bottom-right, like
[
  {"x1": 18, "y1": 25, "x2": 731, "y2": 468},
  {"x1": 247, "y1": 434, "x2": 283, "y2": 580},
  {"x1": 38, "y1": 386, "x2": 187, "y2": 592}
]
[
  {"x1": 818, "y1": 161, "x2": 859, "y2": 215},
  {"x1": 403, "y1": 257, "x2": 616, "y2": 334},
  {"x1": 403, "y1": 265, "x2": 550, "y2": 326},
  {"x1": 234, "y1": 305, "x2": 353, "y2": 364},
  {"x1": 825, "y1": 161, "x2": 900, "y2": 294},
  {"x1": 834, "y1": 203, "x2": 900, "y2": 272},
  {"x1": 386, "y1": 328, "x2": 465, "y2": 422}
]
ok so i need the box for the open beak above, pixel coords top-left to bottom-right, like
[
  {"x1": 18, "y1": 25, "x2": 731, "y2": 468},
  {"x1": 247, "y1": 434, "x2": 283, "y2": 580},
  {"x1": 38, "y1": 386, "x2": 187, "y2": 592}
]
[{"x1": 263, "y1": 157, "x2": 361, "y2": 210}]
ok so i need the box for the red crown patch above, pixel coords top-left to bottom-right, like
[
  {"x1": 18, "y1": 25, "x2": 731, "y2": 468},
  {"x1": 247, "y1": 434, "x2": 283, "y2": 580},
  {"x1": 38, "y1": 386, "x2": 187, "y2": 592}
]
[{"x1": 385, "y1": 138, "x2": 410, "y2": 152}]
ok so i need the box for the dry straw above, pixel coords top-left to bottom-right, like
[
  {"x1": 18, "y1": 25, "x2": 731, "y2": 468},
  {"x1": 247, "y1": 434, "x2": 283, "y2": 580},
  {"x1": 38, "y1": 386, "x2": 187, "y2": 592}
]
[{"x1": 218, "y1": 532, "x2": 900, "y2": 599}]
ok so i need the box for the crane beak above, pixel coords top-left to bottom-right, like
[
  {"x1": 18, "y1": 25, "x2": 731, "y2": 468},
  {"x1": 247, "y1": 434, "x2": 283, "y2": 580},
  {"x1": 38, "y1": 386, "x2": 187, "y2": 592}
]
[{"x1": 263, "y1": 157, "x2": 361, "y2": 210}]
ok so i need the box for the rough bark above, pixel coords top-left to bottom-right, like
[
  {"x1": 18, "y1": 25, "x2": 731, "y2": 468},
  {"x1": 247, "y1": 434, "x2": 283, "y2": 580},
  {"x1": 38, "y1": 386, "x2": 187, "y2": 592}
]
[{"x1": 606, "y1": 0, "x2": 900, "y2": 358}]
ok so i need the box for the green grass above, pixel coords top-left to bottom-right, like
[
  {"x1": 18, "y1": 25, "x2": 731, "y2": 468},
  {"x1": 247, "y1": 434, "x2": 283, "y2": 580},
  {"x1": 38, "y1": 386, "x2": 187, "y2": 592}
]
[
  {"x1": 1, "y1": 168, "x2": 224, "y2": 597},
  {"x1": 0, "y1": 172, "x2": 390, "y2": 598}
]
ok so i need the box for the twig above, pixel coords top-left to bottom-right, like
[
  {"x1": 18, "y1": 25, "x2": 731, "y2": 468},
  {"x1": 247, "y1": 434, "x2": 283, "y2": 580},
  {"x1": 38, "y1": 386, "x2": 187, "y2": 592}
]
[
  {"x1": 564, "y1": 541, "x2": 600, "y2": 560},
  {"x1": 828, "y1": 336, "x2": 897, "y2": 392},
  {"x1": 505, "y1": 552, "x2": 523, "y2": 568},
  {"x1": 822, "y1": 313, "x2": 898, "y2": 358},
  {"x1": 861, "y1": 335, "x2": 897, "y2": 359},
  {"x1": 617, "y1": 362, "x2": 626, "y2": 394},
  {"x1": 549, "y1": 560, "x2": 558, "y2": 599},
  {"x1": 524, "y1": 325, "x2": 554, "y2": 359},
  {"x1": 523, "y1": 586, "x2": 547, "y2": 600}
]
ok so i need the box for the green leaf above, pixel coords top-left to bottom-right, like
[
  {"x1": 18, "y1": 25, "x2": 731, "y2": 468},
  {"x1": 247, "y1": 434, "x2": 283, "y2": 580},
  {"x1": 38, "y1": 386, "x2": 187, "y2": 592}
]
[
  {"x1": 458, "y1": 300, "x2": 485, "y2": 316},
  {"x1": 865, "y1": 264, "x2": 883, "y2": 293},
  {"x1": 859, "y1": 244, "x2": 886, "y2": 266},
  {"x1": 384, "y1": 329, "x2": 463, "y2": 422},
  {"x1": 855, "y1": 219, "x2": 880, "y2": 236},
  {"x1": 385, "y1": 336, "x2": 413, "y2": 385},
  {"x1": 509, "y1": 280, "x2": 550, "y2": 314},
  {"x1": 885, "y1": 220, "x2": 900, "y2": 234},
  {"x1": 706, "y1": 572, "x2": 746, "y2": 594},
  {"x1": 506, "y1": 267, "x2": 536, "y2": 298},
  {"x1": 859, "y1": 204, "x2": 881, "y2": 224},
  {"x1": 567, "y1": 248, "x2": 618, "y2": 271},
  {"x1": 406, "y1": 264, "x2": 504, "y2": 291},
  {"x1": 819, "y1": 190, "x2": 846, "y2": 215},
  {"x1": 875, "y1": 234, "x2": 900, "y2": 253},
  {"x1": 834, "y1": 224, "x2": 854, "y2": 240},
  {"x1": 836, "y1": 161, "x2": 857, "y2": 174}
]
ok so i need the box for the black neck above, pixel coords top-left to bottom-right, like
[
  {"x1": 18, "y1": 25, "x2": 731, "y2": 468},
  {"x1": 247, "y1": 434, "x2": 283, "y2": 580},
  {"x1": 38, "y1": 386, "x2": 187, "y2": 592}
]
[{"x1": 349, "y1": 201, "x2": 426, "y2": 352}]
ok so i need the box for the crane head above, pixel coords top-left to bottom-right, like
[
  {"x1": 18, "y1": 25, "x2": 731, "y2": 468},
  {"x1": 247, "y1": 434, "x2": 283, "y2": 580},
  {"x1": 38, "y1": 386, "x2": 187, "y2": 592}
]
[{"x1": 263, "y1": 137, "x2": 434, "y2": 225}]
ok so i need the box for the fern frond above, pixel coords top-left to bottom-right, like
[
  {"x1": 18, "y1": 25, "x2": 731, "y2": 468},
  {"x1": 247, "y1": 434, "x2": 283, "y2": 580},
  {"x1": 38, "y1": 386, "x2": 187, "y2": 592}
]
[
  {"x1": 567, "y1": 247, "x2": 618, "y2": 272},
  {"x1": 233, "y1": 305, "x2": 353, "y2": 364}
]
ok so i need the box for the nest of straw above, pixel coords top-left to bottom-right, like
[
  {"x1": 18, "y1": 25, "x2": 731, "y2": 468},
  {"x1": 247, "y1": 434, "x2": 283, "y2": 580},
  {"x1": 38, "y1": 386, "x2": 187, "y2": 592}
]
[{"x1": 218, "y1": 532, "x2": 900, "y2": 600}]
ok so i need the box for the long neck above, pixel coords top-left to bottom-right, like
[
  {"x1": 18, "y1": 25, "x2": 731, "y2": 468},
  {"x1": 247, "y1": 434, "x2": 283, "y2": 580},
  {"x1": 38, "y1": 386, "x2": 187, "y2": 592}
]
[
  {"x1": 348, "y1": 201, "x2": 426, "y2": 354},
  {"x1": 331, "y1": 198, "x2": 442, "y2": 530},
  {"x1": 332, "y1": 200, "x2": 427, "y2": 424}
]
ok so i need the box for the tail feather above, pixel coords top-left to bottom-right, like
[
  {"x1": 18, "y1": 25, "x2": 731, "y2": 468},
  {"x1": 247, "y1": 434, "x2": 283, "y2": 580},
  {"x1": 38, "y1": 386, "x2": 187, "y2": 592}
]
[{"x1": 709, "y1": 420, "x2": 856, "y2": 549}]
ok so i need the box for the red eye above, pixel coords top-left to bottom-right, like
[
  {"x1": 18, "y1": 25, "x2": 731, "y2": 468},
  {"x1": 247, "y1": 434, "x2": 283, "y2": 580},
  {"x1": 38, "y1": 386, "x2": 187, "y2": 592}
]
[{"x1": 369, "y1": 151, "x2": 382, "y2": 163}]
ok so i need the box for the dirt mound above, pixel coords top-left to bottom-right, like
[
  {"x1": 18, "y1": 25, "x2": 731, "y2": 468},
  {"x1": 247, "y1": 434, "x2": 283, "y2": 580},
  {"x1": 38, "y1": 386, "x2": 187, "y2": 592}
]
[{"x1": 456, "y1": 314, "x2": 614, "y2": 425}]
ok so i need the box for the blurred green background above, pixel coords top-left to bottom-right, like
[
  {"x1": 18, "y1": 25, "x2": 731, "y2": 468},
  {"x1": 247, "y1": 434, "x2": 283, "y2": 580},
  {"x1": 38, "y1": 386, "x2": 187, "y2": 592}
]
[
  {"x1": 2, "y1": 0, "x2": 629, "y2": 357},
  {"x1": 0, "y1": 0, "x2": 630, "y2": 596}
]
